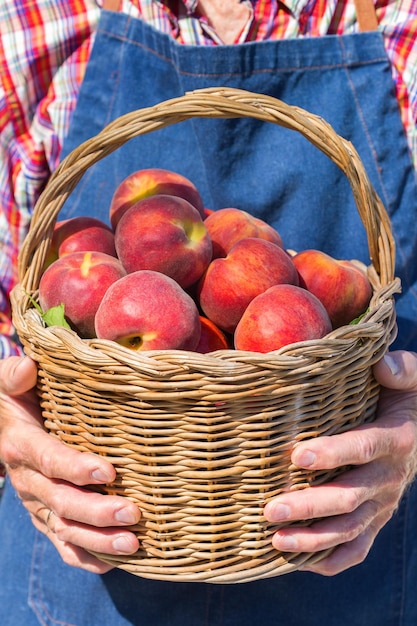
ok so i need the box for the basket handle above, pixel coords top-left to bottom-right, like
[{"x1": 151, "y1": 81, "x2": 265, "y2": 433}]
[{"x1": 18, "y1": 88, "x2": 395, "y2": 296}]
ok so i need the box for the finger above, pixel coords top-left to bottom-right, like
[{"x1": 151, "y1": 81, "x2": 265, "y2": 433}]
[
  {"x1": 30, "y1": 512, "x2": 123, "y2": 574},
  {"x1": 264, "y1": 462, "x2": 401, "y2": 525},
  {"x1": 270, "y1": 499, "x2": 380, "y2": 554},
  {"x1": 0, "y1": 363, "x2": 42, "y2": 430},
  {"x1": 19, "y1": 473, "x2": 140, "y2": 528},
  {"x1": 50, "y1": 543, "x2": 116, "y2": 574},
  {"x1": 264, "y1": 478, "x2": 362, "y2": 524},
  {"x1": 0, "y1": 358, "x2": 118, "y2": 488},
  {"x1": 289, "y1": 414, "x2": 416, "y2": 471},
  {"x1": 43, "y1": 513, "x2": 140, "y2": 556},
  {"x1": 27, "y1": 490, "x2": 140, "y2": 566},
  {"x1": 373, "y1": 350, "x2": 417, "y2": 391},
  {"x1": 0, "y1": 356, "x2": 37, "y2": 395},
  {"x1": 1, "y1": 387, "x2": 120, "y2": 489},
  {"x1": 3, "y1": 423, "x2": 117, "y2": 487},
  {"x1": 299, "y1": 509, "x2": 392, "y2": 576}
]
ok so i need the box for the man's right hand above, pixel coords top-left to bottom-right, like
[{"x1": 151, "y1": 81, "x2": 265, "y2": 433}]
[{"x1": 0, "y1": 355, "x2": 141, "y2": 573}]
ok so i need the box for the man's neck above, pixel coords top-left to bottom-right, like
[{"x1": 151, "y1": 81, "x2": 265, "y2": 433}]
[{"x1": 196, "y1": 0, "x2": 252, "y2": 44}]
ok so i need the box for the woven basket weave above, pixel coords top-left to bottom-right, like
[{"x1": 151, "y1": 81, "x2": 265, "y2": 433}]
[{"x1": 11, "y1": 88, "x2": 400, "y2": 583}]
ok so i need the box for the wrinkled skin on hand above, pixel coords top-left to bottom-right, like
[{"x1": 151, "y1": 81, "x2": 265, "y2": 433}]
[
  {"x1": 0, "y1": 356, "x2": 141, "y2": 573},
  {"x1": 1, "y1": 351, "x2": 416, "y2": 576},
  {"x1": 264, "y1": 351, "x2": 417, "y2": 575}
]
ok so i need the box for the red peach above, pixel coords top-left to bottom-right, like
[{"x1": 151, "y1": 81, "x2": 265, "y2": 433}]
[
  {"x1": 197, "y1": 238, "x2": 299, "y2": 334},
  {"x1": 293, "y1": 249, "x2": 373, "y2": 328},
  {"x1": 109, "y1": 168, "x2": 205, "y2": 228},
  {"x1": 39, "y1": 251, "x2": 126, "y2": 338},
  {"x1": 204, "y1": 207, "x2": 284, "y2": 258},
  {"x1": 195, "y1": 316, "x2": 230, "y2": 353},
  {"x1": 94, "y1": 270, "x2": 201, "y2": 351},
  {"x1": 234, "y1": 284, "x2": 332, "y2": 353},
  {"x1": 115, "y1": 195, "x2": 213, "y2": 289},
  {"x1": 43, "y1": 216, "x2": 116, "y2": 269}
]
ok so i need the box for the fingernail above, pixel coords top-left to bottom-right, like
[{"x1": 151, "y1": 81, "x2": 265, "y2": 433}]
[
  {"x1": 91, "y1": 468, "x2": 112, "y2": 483},
  {"x1": 384, "y1": 353, "x2": 400, "y2": 376},
  {"x1": 293, "y1": 449, "x2": 316, "y2": 468},
  {"x1": 264, "y1": 502, "x2": 291, "y2": 521},
  {"x1": 274, "y1": 533, "x2": 298, "y2": 551},
  {"x1": 115, "y1": 507, "x2": 138, "y2": 524},
  {"x1": 112, "y1": 535, "x2": 136, "y2": 554}
]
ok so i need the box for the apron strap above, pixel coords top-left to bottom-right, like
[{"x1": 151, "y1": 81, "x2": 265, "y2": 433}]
[
  {"x1": 353, "y1": 0, "x2": 378, "y2": 31},
  {"x1": 101, "y1": 0, "x2": 378, "y2": 32},
  {"x1": 102, "y1": 0, "x2": 122, "y2": 10}
]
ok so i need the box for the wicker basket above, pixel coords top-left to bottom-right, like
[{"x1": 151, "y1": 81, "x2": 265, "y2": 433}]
[{"x1": 11, "y1": 88, "x2": 400, "y2": 583}]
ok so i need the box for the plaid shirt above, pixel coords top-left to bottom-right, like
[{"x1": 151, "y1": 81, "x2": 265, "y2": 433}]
[{"x1": 1, "y1": 0, "x2": 416, "y2": 357}]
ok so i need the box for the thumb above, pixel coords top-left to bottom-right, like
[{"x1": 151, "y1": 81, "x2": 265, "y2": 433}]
[
  {"x1": 373, "y1": 350, "x2": 417, "y2": 391},
  {"x1": 0, "y1": 356, "x2": 38, "y2": 395}
]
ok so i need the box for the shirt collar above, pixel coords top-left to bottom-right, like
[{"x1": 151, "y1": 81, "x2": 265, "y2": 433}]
[{"x1": 161, "y1": 0, "x2": 311, "y2": 26}]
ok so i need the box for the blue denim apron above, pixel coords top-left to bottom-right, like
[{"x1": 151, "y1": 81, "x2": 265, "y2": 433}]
[{"x1": 1, "y1": 10, "x2": 417, "y2": 626}]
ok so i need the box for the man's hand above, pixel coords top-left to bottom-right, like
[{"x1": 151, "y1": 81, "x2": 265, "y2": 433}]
[
  {"x1": 263, "y1": 350, "x2": 417, "y2": 575},
  {"x1": 0, "y1": 356, "x2": 141, "y2": 573}
]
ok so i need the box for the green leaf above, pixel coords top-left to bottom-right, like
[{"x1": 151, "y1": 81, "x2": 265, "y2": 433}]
[
  {"x1": 25, "y1": 291, "x2": 71, "y2": 329},
  {"x1": 42, "y1": 303, "x2": 71, "y2": 329},
  {"x1": 349, "y1": 309, "x2": 368, "y2": 325}
]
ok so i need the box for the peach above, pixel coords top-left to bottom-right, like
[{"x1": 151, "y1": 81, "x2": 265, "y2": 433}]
[
  {"x1": 39, "y1": 251, "x2": 126, "y2": 338},
  {"x1": 195, "y1": 316, "x2": 230, "y2": 353},
  {"x1": 197, "y1": 238, "x2": 299, "y2": 334},
  {"x1": 293, "y1": 249, "x2": 373, "y2": 328},
  {"x1": 109, "y1": 168, "x2": 205, "y2": 228},
  {"x1": 94, "y1": 270, "x2": 201, "y2": 351},
  {"x1": 43, "y1": 216, "x2": 116, "y2": 269},
  {"x1": 114, "y1": 195, "x2": 213, "y2": 289},
  {"x1": 204, "y1": 207, "x2": 284, "y2": 258},
  {"x1": 234, "y1": 284, "x2": 332, "y2": 353}
]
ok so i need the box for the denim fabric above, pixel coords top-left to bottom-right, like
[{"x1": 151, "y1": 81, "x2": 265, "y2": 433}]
[
  {"x1": 1, "y1": 10, "x2": 417, "y2": 625},
  {"x1": 1, "y1": 476, "x2": 417, "y2": 626}
]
